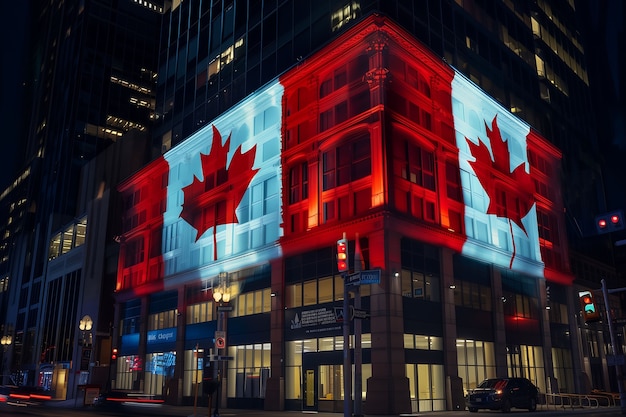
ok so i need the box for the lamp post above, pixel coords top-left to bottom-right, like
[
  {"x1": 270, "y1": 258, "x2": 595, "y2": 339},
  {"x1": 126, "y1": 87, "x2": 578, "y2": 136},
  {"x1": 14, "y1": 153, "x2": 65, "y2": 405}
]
[
  {"x1": 78, "y1": 315, "x2": 94, "y2": 393},
  {"x1": 1, "y1": 334, "x2": 12, "y2": 385},
  {"x1": 79, "y1": 315, "x2": 93, "y2": 347},
  {"x1": 212, "y1": 272, "x2": 231, "y2": 417}
]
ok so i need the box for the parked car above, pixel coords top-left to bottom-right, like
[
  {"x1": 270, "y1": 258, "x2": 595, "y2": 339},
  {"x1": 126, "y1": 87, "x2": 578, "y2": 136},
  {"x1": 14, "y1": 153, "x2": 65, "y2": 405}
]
[{"x1": 466, "y1": 377, "x2": 538, "y2": 413}]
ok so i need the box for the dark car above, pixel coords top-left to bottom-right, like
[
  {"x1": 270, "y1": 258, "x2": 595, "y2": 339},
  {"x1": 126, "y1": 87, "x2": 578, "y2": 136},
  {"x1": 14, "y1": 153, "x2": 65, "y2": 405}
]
[{"x1": 466, "y1": 377, "x2": 538, "y2": 413}]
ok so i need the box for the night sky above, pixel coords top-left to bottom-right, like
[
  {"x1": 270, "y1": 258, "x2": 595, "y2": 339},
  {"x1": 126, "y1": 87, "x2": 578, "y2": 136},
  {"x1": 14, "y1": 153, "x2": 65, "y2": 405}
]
[
  {"x1": 0, "y1": 2, "x2": 29, "y2": 192},
  {"x1": 0, "y1": 2, "x2": 623, "y2": 197}
]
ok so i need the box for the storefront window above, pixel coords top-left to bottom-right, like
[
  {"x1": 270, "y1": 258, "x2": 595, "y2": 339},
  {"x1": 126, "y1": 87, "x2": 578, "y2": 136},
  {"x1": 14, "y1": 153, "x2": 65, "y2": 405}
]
[
  {"x1": 406, "y1": 363, "x2": 445, "y2": 412},
  {"x1": 285, "y1": 340, "x2": 303, "y2": 400},
  {"x1": 183, "y1": 348, "x2": 204, "y2": 396},
  {"x1": 228, "y1": 343, "x2": 271, "y2": 398},
  {"x1": 114, "y1": 355, "x2": 143, "y2": 390},
  {"x1": 145, "y1": 351, "x2": 176, "y2": 397},
  {"x1": 457, "y1": 339, "x2": 496, "y2": 394}
]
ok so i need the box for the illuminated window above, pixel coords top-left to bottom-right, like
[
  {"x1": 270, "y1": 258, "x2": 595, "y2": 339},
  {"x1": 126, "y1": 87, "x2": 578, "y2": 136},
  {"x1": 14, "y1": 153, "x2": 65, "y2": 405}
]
[
  {"x1": 322, "y1": 135, "x2": 371, "y2": 190},
  {"x1": 230, "y1": 343, "x2": 271, "y2": 399},
  {"x1": 400, "y1": 269, "x2": 440, "y2": 301},
  {"x1": 445, "y1": 161, "x2": 462, "y2": 202},
  {"x1": 147, "y1": 309, "x2": 178, "y2": 331},
  {"x1": 331, "y1": 2, "x2": 360, "y2": 31},
  {"x1": 456, "y1": 339, "x2": 496, "y2": 395},
  {"x1": 289, "y1": 163, "x2": 309, "y2": 204},
  {"x1": 186, "y1": 301, "x2": 214, "y2": 324},
  {"x1": 49, "y1": 233, "x2": 61, "y2": 260},
  {"x1": 124, "y1": 237, "x2": 145, "y2": 267},
  {"x1": 398, "y1": 141, "x2": 435, "y2": 191}
]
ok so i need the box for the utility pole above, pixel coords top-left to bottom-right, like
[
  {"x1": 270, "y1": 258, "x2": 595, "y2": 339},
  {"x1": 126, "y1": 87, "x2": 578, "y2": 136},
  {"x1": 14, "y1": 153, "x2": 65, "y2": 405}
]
[{"x1": 601, "y1": 279, "x2": 626, "y2": 414}]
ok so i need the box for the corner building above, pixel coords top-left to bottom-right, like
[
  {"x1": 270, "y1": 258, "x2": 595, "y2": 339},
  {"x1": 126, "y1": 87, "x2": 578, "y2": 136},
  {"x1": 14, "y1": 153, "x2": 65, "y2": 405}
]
[{"x1": 115, "y1": 16, "x2": 572, "y2": 414}]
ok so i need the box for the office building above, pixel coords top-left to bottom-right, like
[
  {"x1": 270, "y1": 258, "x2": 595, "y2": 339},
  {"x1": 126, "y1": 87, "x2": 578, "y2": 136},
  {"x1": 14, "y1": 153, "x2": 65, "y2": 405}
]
[
  {"x1": 115, "y1": 14, "x2": 577, "y2": 413},
  {"x1": 0, "y1": 0, "x2": 161, "y2": 396}
]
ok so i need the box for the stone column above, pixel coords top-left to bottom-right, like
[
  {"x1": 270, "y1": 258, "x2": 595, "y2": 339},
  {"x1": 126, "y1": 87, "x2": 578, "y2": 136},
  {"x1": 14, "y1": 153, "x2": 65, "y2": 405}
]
[{"x1": 364, "y1": 228, "x2": 411, "y2": 414}]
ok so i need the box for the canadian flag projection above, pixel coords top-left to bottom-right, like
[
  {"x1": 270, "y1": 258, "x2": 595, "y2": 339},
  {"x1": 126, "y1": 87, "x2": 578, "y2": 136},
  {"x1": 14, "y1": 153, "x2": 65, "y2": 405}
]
[
  {"x1": 160, "y1": 81, "x2": 284, "y2": 284},
  {"x1": 452, "y1": 72, "x2": 544, "y2": 277}
]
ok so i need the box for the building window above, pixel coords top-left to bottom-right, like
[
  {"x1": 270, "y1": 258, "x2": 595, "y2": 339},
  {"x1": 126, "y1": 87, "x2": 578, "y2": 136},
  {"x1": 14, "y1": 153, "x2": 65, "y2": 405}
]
[
  {"x1": 124, "y1": 237, "x2": 145, "y2": 267},
  {"x1": 537, "y1": 209, "x2": 559, "y2": 245},
  {"x1": 400, "y1": 270, "x2": 440, "y2": 301},
  {"x1": 552, "y1": 348, "x2": 574, "y2": 393},
  {"x1": 457, "y1": 339, "x2": 496, "y2": 395},
  {"x1": 404, "y1": 334, "x2": 443, "y2": 350},
  {"x1": 397, "y1": 140, "x2": 435, "y2": 191},
  {"x1": 114, "y1": 355, "x2": 142, "y2": 390},
  {"x1": 322, "y1": 134, "x2": 371, "y2": 191},
  {"x1": 183, "y1": 348, "x2": 204, "y2": 396},
  {"x1": 47, "y1": 216, "x2": 89, "y2": 260},
  {"x1": 187, "y1": 301, "x2": 214, "y2": 324},
  {"x1": 147, "y1": 309, "x2": 178, "y2": 330},
  {"x1": 233, "y1": 288, "x2": 271, "y2": 317},
  {"x1": 230, "y1": 343, "x2": 271, "y2": 398},
  {"x1": 453, "y1": 280, "x2": 492, "y2": 311},
  {"x1": 445, "y1": 161, "x2": 463, "y2": 202},
  {"x1": 289, "y1": 162, "x2": 308, "y2": 204},
  {"x1": 506, "y1": 344, "x2": 545, "y2": 392},
  {"x1": 406, "y1": 363, "x2": 445, "y2": 411},
  {"x1": 145, "y1": 351, "x2": 176, "y2": 396}
]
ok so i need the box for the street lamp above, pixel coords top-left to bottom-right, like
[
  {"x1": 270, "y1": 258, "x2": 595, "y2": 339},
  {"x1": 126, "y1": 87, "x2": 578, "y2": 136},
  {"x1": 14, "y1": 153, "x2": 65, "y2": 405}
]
[
  {"x1": 79, "y1": 315, "x2": 93, "y2": 347},
  {"x1": 0, "y1": 334, "x2": 11, "y2": 349},
  {"x1": 78, "y1": 315, "x2": 94, "y2": 391},
  {"x1": 2, "y1": 334, "x2": 12, "y2": 385},
  {"x1": 212, "y1": 272, "x2": 232, "y2": 417}
]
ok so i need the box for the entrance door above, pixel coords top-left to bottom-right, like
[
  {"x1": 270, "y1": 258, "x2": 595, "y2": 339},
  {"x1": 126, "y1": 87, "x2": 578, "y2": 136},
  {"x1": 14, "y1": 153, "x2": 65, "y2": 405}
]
[{"x1": 302, "y1": 367, "x2": 317, "y2": 412}]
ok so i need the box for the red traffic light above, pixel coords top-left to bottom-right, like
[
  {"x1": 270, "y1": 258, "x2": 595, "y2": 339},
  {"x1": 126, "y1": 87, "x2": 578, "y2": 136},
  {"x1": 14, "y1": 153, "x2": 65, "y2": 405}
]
[
  {"x1": 337, "y1": 238, "x2": 349, "y2": 272},
  {"x1": 595, "y1": 210, "x2": 624, "y2": 234},
  {"x1": 578, "y1": 290, "x2": 601, "y2": 322},
  {"x1": 111, "y1": 348, "x2": 118, "y2": 361}
]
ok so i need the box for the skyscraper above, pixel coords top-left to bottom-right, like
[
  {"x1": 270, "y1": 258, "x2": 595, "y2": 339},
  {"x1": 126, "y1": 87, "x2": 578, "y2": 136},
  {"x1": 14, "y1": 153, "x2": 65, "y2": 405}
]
[{"x1": 0, "y1": 0, "x2": 161, "y2": 392}]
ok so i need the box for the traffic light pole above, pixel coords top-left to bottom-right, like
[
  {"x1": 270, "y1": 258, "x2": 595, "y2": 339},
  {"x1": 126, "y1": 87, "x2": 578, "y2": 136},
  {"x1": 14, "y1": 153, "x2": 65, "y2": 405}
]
[
  {"x1": 601, "y1": 279, "x2": 626, "y2": 414},
  {"x1": 343, "y1": 273, "x2": 352, "y2": 417}
]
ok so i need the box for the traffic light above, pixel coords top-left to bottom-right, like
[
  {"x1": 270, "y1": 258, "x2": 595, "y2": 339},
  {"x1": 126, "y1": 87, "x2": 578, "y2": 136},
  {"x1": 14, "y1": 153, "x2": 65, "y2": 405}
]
[
  {"x1": 111, "y1": 348, "x2": 118, "y2": 361},
  {"x1": 578, "y1": 290, "x2": 601, "y2": 322},
  {"x1": 336, "y1": 238, "x2": 349, "y2": 273},
  {"x1": 595, "y1": 210, "x2": 624, "y2": 234}
]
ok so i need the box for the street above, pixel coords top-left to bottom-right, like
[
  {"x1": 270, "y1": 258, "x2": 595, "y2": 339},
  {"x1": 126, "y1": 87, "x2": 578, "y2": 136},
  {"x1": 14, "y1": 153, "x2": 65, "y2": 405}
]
[{"x1": 1, "y1": 401, "x2": 626, "y2": 417}]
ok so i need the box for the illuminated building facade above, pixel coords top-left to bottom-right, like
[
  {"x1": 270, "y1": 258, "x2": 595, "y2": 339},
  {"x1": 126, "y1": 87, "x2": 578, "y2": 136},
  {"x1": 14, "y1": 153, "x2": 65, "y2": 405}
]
[{"x1": 114, "y1": 16, "x2": 574, "y2": 413}]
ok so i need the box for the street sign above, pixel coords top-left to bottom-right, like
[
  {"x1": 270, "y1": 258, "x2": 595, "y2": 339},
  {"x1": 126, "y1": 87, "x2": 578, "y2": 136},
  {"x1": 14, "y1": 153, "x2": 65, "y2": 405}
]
[
  {"x1": 217, "y1": 305, "x2": 233, "y2": 312},
  {"x1": 360, "y1": 269, "x2": 381, "y2": 284},
  {"x1": 345, "y1": 269, "x2": 381, "y2": 286},
  {"x1": 352, "y1": 308, "x2": 369, "y2": 319},
  {"x1": 346, "y1": 272, "x2": 362, "y2": 286},
  {"x1": 215, "y1": 337, "x2": 225, "y2": 349},
  {"x1": 209, "y1": 355, "x2": 234, "y2": 362}
]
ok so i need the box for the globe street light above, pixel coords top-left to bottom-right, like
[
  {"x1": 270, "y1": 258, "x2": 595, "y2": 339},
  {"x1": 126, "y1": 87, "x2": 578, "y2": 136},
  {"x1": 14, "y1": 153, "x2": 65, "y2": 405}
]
[
  {"x1": 212, "y1": 272, "x2": 231, "y2": 417},
  {"x1": 1, "y1": 334, "x2": 12, "y2": 386},
  {"x1": 79, "y1": 315, "x2": 93, "y2": 347}
]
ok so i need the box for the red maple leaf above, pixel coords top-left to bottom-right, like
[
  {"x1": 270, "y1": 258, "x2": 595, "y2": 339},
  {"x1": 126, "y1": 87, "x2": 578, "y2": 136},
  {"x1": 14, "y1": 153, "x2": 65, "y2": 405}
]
[
  {"x1": 466, "y1": 116, "x2": 535, "y2": 265},
  {"x1": 180, "y1": 125, "x2": 258, "y2": 248}
]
